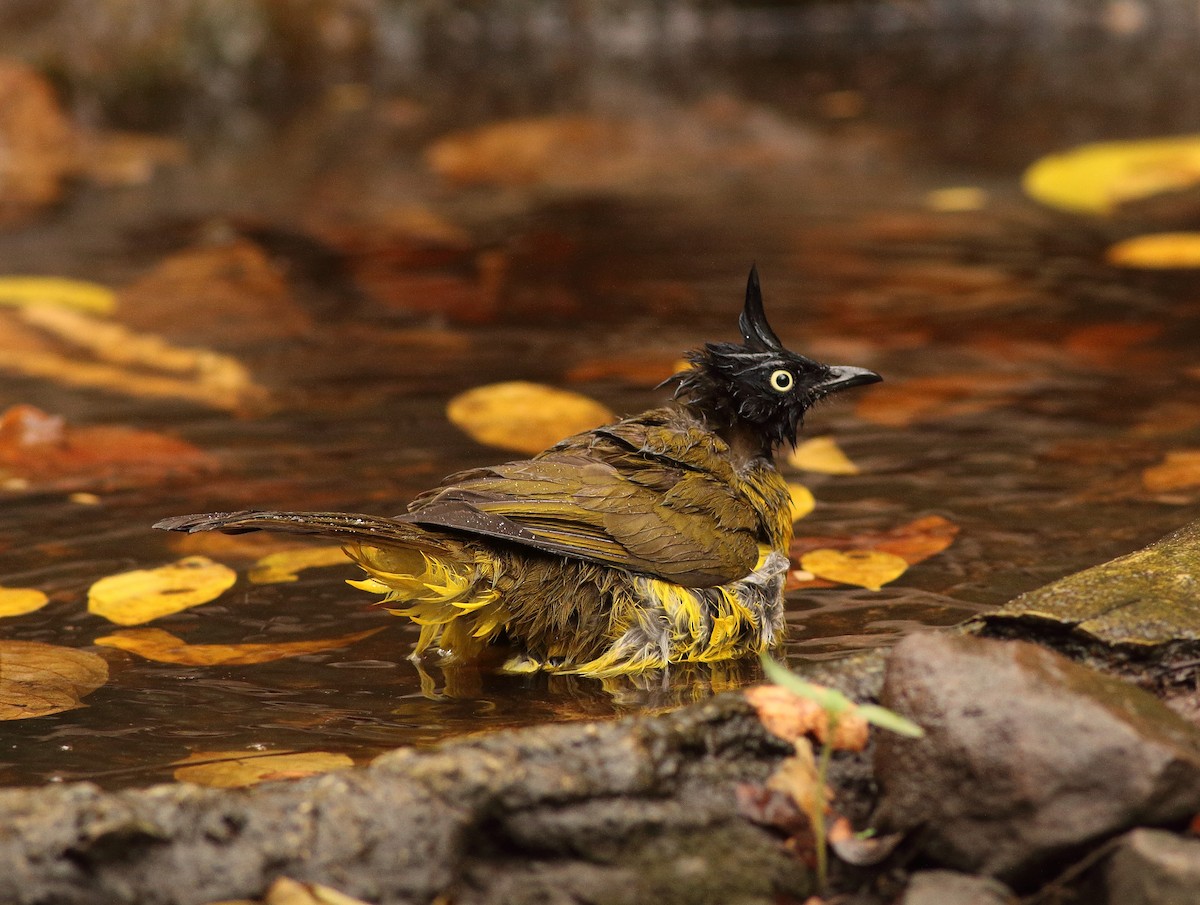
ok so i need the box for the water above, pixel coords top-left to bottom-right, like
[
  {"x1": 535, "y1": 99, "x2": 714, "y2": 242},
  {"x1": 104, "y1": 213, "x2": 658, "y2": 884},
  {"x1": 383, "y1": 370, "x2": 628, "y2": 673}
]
[{"x1": 3, "y1": 20, "x2": 1200, "y2": 788}]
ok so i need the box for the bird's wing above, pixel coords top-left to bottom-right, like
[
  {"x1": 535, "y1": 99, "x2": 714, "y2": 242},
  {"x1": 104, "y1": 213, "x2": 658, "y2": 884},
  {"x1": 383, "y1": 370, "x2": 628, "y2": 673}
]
[{"x1": 403, "y1": 411, "x2": 762, "y2": 587}]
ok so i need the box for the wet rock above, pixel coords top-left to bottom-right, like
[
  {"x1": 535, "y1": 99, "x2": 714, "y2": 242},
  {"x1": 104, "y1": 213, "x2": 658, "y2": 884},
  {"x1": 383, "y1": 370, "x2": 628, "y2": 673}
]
[
  {"x1": 873, "y1": 632, "x2": 1200, "y2": 887},
  {"x1": 0, "y1": 693, "x2": 810, "y2": 905},
  {"x1": 975, "y1": 519, "x2": 1200, "y2": 669},
  {"x1": 900, "y1": 870, "x2": 1016, "y2": 905},
  {"x1": 1099, "y1": 828, "x2": 1200, "y2": 905}
]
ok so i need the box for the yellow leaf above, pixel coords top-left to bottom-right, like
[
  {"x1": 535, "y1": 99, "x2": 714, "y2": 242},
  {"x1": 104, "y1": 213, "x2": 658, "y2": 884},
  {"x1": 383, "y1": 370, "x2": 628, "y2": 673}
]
[
  {"x1": 0, "y1": 277, "x2": 115, "y2": 314},
  {"x1": 447, "y1": 381, "x2": 614, "y2": 454},
  {"x1": 787, "y1": 482, "x2": 815, "y2": 522},
  {"x1": 0, "y1": 587, "x2": 49, "y2": 617},
  {"x1": 1106, "y1": 232, "x2": 1200, "y2": 269},
  {"x1": 87, "y1": 556, "x2": 237, "y2": 625},
  {"x1": 1023, "y1": 135, "x2": 1200, "y2": 215},
  {"x1": 173, "y1": 750, "x2": 354, "y2": 788},
  {"x1": 263, "y1": 878, "x2": 373, "y2": 905},
  {"x1": 248, "y1": 546, "x2": 350, "y2": 584},
  {"x1": 799, "y1": 548, "x2": 908, "y2": 591},
  {"x1": 924, "y1": 186, "x2": 988, "y2": 212},
  {"x1": 787, "y1": 436, "x2": 860, "y2": 475},
  {"x1": 94, "y1": 627, "x2": 382, "y2": 666},
  {"x1": 0, "y1": 640, "x2": 108, "y2": 720}
]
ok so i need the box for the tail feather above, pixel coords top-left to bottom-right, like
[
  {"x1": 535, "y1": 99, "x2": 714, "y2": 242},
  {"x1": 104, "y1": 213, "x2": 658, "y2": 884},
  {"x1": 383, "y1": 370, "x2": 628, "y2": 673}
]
[{"x1": 154, "y1": 510, "x2": 453, "y2": 553}]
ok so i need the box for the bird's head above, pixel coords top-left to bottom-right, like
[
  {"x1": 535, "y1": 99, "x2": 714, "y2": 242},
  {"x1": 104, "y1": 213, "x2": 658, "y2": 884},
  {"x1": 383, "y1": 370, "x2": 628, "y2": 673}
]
[{"x1": 670, "y1": 266, "x2": 881, "y2": 450}]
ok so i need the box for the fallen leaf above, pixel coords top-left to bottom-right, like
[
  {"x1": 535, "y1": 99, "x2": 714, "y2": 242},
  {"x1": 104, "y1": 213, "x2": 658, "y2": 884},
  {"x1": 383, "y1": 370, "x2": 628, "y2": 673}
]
[
  {"x1": 854, "y1": 373, "x2": 1028, "y2": 427},
  {"x1": 0, "y1": 587, "x2": 49, "y2": 617},
  {"x1": 0, "y1": 277, "x2": 115, "y2": 314},
  {"x1": 263, "y1": 877, "x2": 372, "y2": 905},
  {"x1": 173, "y1": 750, "x2": 354, "y2": 788},
  {"x1": 788, "y1": 482, "x2": 815, "y2": 522},
  {"x1": 1107, "y1": 232, "x2": 1200, "y2": 268},
  {"x1": 88, "y1": 556, "x2": 237, "y2": 625},
  {"x1": 745, "y1": 684, "x2": 869, "y2": 751},
  {"x1": 1143, "y1": 450, "x2": 1200, "y2": 492},
  {"x1": 94, "y1": 627, "x2": 382, "y2": 666},
  {"x1": 787, "y1": 436, "x2": 860, "y2": 475},
  {"x1": 564, "y1": 354, "x2": 684, "y2": 387},
  {"x1": 248, "y1": 546, "x2": 350, "y2": 584},
  {"x1": 447, "y1": 381, "x2": 614, "y2": 454},
  {"x1": 0, "y1": 60, "x2": 76, "y2": 226},
  {"x1": 925, "y1": 186, "x2": 988, "y2": 212},
  {"x1": 0, "y1": 404, "x2": 213, "y2": 490},
  {"x1": 0, "y1": 640, "x2": 108, "y2": 720},
  {"x1": 76, "y1": 130, "x2": 186, "y2": 187},
  {"x1": 788, "y1": 516, "x2": 959, "y2": 590},
  {"x1": 1063, "y1": 322, "x2": 1162, "y2": 368},
  {"x1": 799, "y1": 549, "x2": 908, "y2": 591},
  {"x1": 1023, "y1": 135, "x2": 1200, "y2": 215}
]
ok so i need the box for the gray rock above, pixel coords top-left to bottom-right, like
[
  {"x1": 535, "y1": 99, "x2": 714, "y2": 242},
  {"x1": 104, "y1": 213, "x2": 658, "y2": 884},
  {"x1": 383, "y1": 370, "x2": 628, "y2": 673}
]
[
  {"x1": 1102, "y1": 829, "x2": 1200, "y2": 905},
  {"x1": 900, "y1": 870, "x2": 1016, "y2": 905},
  {"x1": 873, "y1": 632, "x2": 1200, "y2": 887}
]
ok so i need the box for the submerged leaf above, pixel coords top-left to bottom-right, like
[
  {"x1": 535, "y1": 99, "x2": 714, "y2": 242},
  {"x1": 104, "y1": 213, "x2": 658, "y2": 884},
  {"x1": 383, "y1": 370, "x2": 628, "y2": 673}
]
[
  {"x1": 1143, "y1": 450, "x2": 1200, "y2": 493},
  {"x1": 0, "y1": 641, "x2": 108, "y2": 720},
  {"x1": 854, "y1": 373, "x2": 1028, "y2": 427},
  {"x1": 447, "y1": 381, "x2": 614, "y2": 454},
  {"x1": 173, "y1": 750, "x2": 354, "y2": 788},
  {"x1": 799, "y1": 548, "x2": 908, "y2": 591},
  {"x1": 787, "y1": 436, "x2": 860, "y2": 475},
  {"x1": 1023, "y1": 135, "x2": 1200, "y2": 215},
  {"x1": 0, "y1": 587, "x2": 49, "y2": 618},
  {"x1": 0, "y1": 277, "x2": 114, "y2": 314},
  {"x1": 248, "y1": 546, "x2": 350, "y2": 584},
  {"x1": 88, "y1": 556, "x2": 237, "y2": 625},
  {"x1": 1107, "y1": 232, "x2": 1200, "y2": 269},
  {"x1": 94, "y1": 627, "x2": 382, "y2": 666}
]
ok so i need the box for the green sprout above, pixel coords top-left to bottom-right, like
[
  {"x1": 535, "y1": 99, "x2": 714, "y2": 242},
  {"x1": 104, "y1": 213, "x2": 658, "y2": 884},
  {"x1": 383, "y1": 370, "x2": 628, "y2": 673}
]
[{"x1": 759, "y1": 653, "x2": 924, "y2": 891}]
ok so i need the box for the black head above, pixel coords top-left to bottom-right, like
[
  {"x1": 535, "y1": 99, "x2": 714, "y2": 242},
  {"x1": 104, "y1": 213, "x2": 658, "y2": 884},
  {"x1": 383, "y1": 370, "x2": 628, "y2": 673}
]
[{"x1": 671, "y1": 266, "x2": 881, "y2": 449}]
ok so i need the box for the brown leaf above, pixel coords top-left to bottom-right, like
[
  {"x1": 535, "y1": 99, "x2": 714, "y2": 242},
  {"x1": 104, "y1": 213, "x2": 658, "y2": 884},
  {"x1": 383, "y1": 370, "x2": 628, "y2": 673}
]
[
  {"x1": 173, "y1": 751, "x2": 354, "y2": 789},
  {"x1": 0, "y1": 60, "x2": 76, "y2": 227},
  {"x1": 0, "y1": 640, "x2": 108, "y2": 720},
  {"x1": 76, "y1": 130, "x2": 186, "y2": 187},
  {"x1": 0, "y1": 404, "x2": 214, "y2": 489},
  {"x1": 854, "y1": 373, "x2": 1028, "y2": 427},
  {"x1": 564, "y1": 354, "x2": 685, "y2": 388},
  {"x1": 94, "y1": 627, "x2": 383, "y2": 666},
  {"x1": 1143, "y1": 450, "x2": 1200, "y2": 493},
  {"x1": 745, "y1": 684, "x2": 869, "y2": 751},
  {"x1": 788, "y1": 516, "x2": 959, "y2": 591}
]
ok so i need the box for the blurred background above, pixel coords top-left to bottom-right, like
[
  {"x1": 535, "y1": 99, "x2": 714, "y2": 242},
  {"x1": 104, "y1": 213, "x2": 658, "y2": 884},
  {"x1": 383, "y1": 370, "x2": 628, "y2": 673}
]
[{"x1": 3, "y1": 0, "x2": 1200, "y2": 789}]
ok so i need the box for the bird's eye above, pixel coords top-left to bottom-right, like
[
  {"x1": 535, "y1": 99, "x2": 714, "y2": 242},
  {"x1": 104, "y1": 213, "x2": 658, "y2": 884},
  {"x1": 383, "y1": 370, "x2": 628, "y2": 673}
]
[{"x1": 769, "y1": 369, "x2": 794, "y2": 393}]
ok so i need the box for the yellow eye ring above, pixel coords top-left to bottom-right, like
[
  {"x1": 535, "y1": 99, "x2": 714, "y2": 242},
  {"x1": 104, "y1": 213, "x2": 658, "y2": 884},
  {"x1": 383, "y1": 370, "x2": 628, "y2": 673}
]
[{"x1": 769, "y1": 369, "x2": 794, "y2": 392}]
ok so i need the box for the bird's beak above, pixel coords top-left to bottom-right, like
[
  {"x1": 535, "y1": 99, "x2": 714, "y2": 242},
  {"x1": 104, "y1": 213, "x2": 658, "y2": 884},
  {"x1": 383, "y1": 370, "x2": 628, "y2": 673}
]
[{"x1": 819, "y1": 365, "x2": 883, "y2": 394}]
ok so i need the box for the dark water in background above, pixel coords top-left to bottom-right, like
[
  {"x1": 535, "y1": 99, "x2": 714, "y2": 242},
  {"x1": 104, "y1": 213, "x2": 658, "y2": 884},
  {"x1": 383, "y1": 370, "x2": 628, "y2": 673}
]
[{"x1": 3, "y1": 5, "x2": 1200, "y2": 787}]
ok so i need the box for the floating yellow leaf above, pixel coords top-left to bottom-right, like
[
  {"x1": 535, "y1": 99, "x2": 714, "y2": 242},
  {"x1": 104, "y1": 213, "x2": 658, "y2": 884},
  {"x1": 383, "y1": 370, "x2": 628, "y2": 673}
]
[
  {"x1": 925, "y1": 186, "x2": 988, "y2": 212},
  {"x1": 1142, "y1": 450, "x2": 1200, "y2": 493},
  {"x1": 94, "y1": 627, "x2": 382, "y2": 666},
  {"x1": 799, "y1": 549, "x2": 908, "y2": 591},
  {"x1": 787, "y1": 482, "x2": 815, "y2": 522},
  {"x1": 1106, "y1": 232, "x2": 1200, "y2": 269},
  {"x1": 0, "y1": 587, "x2": 49, "y2": 617},
  {"x1": 0, "y1": 640, "x2": 108, "y2": 720},
  {"x1": 1023, "y1": 135, "x2": 1200, "y2": 215},
  {"x1": 0, "y1": 277, "x2": 115, "y2": 314},
  {"x1": 248, "y1": 546, "x2": 350, "y2": 584},
  {"x1": 447, "y1": 381, "x2": 614, "y2": 454},
  {"x1": 173, "y1": 750, "x2": 354, "y2": 788},
  {"x1": 787, "y1": 436, "x2": 860, "y2": 475},
  {"x1": 87, "y1": 556, "x2": 237, "y2": 625},
  {"x1": 261, "y1": 877, "x2": 372, "y2": 905}
]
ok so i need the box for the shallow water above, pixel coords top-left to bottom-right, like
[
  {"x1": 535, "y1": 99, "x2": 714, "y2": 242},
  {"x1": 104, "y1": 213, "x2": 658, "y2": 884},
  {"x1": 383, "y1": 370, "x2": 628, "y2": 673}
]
[{"x1": 3, "y1": 19, "x2": 1200, "y2": 788}]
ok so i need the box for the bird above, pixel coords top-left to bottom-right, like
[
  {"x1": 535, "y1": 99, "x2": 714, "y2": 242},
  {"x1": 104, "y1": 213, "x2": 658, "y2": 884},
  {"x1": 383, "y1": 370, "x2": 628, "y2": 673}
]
[{"x1": 155, "y1": 267, "x2": 881, "y2": 677}]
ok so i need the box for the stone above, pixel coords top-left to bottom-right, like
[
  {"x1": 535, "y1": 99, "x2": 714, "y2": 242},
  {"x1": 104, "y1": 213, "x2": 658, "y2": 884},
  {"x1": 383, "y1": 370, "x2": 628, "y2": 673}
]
[
  {"x1": 1101, "y1": 829, "x2": 1200, "y2": 905},
  {"x1": 900, "y1": 870, "x2": 1016, "y2": 905},
  {"x1": 873, "y1": 632, "x2": 1200, "y2": 887}
]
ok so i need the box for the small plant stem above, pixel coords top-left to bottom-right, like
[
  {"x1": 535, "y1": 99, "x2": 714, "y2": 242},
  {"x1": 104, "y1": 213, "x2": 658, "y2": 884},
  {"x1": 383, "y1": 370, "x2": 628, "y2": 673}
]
[{"x1": 813, "y1": 714, "x2": 838, "y2": 892}]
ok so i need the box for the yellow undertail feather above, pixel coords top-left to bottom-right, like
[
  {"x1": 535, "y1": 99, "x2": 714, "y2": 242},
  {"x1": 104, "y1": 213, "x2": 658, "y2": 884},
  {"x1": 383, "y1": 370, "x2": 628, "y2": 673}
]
[{"x1": 343, "y1": 542, "x2": 508, "y2": 662}]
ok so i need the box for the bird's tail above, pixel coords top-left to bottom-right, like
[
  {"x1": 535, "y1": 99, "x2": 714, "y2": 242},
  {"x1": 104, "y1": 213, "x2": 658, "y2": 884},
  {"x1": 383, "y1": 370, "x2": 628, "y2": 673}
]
[
  {"x1": 154, "y1": 509, "x2": 507, "y2": 661},
  {"x1": 153, "y1": 510, "x2": 454, "y2": 553}
]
